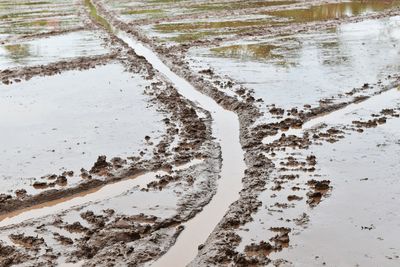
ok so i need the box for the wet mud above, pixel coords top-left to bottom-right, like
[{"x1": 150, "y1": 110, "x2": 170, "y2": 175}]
[{"x1": 1, "y1": 0, "x2": 400, "y2": 266}]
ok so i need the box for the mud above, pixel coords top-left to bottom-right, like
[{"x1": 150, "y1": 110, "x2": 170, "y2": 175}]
[
  {"x1": 0, "y1": 53, "x2": 117, "y2": 84},
  {"x1": 2, "y1": 0, "x2": 400, "y2": 266}
]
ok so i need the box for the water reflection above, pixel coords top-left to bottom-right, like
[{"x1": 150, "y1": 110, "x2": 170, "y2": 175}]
[
  {"x1": 211, "y1": 0, "x2": 400, "y2": 63},
  {"x1": 84, "y1": 0, "x2": 113, "y2": 32},
  {"x1": 2, "y1": 44, "x2": 31, "y2": 63},
  {"x1": 210, "y1": 38, "x2": 303, "y2": 66},
  {"x1": 212, "y1": 44, "x2": 281, "y2": 60},
  {"x1": 0, "y1": 31, "x2": 109, "y2": 69},
  {"x1": 0, "y1": 0, "x2": 80, "y2": 36},
  {"x1": 197, "y1": 16, "x2": 400, "y2": 110},
  {"x1": 268, "y1": 0, "x2": 400, "y2": 22},
  {"x1": 190, "y1": 0, "x2": 297, "y2": 12}
]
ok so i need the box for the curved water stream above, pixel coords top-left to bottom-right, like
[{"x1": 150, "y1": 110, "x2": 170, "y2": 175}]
[{"x1": 114, "y1": 25, "x2": 245, "y2": 267}]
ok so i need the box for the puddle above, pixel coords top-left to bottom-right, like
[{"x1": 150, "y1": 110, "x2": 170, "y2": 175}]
[
  {"x1": 1, "y1": 1, "x2": 247, "y2": 265},
  {"x1": 0, "y1": 160, "x2": 204, "y2": 226},
  {"x1": 0, "y1": 30, "x2": 109, "y2": 69},
  {"x1": 2, "y1": 0, "x2": 399, "y2": 265},
  {"x1": 109, "y1": 0, "x2": 296, "y2": 23},
  {"x1": 190, "y1": 16, "x2": 400, "y2": 109},
  {"x1": 104, "y1": 0, "x2": 400, "y2": 44},
  {"x1": 0, "y1": 63, "x2": 164, "y2": 195},
  {"x1": 211, "y1": 43, "x2": 284, "y2": 61}
]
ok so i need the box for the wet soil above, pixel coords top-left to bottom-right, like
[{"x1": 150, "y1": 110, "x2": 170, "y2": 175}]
[{"x1": 1, "y1": 0, "x2": 400, "y2": 266}]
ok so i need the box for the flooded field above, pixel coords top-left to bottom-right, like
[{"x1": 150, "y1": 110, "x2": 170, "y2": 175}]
[{"x1": 1, "y1": 0, "x2": 399, "y2": 266}]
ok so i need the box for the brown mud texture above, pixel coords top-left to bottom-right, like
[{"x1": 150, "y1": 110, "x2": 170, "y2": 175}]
[{"x1": 1, "y1": 0, "x2": 400, "y2": 266}]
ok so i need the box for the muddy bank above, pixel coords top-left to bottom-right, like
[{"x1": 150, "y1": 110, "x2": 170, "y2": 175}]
[{"x1": 0, "y1": 53, "x2": 117, "y2": 84}]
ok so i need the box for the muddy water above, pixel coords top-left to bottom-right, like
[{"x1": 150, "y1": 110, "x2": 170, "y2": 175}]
[
  {"x1": 234, "y1": 87, "x2": 400, "y2": 266},
  {"x1": 127, "y1": 0, "x2": 400, "y2": 44}
]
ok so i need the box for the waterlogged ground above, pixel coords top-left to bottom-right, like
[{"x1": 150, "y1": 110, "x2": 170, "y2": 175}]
[
  {"x1": 0, "y1": 30, "x2": 110, "y2": 69},
  {"x1": 0, "y1": 63, "x2": 165, "y2": 195},
  {"x1": 189, "y1": 15, "x2": 400, "y2": 112},
  {"x1": 1, "y1": 0, "x2": 400, "y2": 266},
  {"x1": 0, "y1": 0, "x2": 86, "y2": 39}
]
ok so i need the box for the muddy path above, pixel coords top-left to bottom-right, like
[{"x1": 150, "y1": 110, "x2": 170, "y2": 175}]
[
  {"x1": 1, "y1": 0, "x2": 400, "y2": 266},
  {"x1": 87, "y1": 3, "x2": 247, "y2": 266}
]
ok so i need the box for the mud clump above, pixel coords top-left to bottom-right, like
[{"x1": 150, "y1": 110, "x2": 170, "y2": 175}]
[
  {"x1": 244, "y1": 241, "x2": 274, "y2": 257},
  {"x1": 55, "y1": 176, "x2": 68, "y2": 186},
  {"x1": 0, "y1": 242, "x2": 29, "y2": 266},
  {"x1": 32, "y1": 181, "x2": 48, "y2": 190},
  {"x1": 9, "y1": 234, "x2": 45, "y2": 249},
  {"x1": 110, "y1": 157, "x2": 127, "y2": 169},
  {"x1": 146, "y1": 174, "x2": 179, "y2": 190},
  {"x1": 306, "y1": 180, "x2": 331, "y2": 206},
  {"x1": 80, "y1": 168, "x2": 93, "y2": 179},
  {"x1": 270, "y1": 227, "x2": 291, "y2": 249},
  {"x1": 0, "y1": 194, "x2": 12, "y2": 203},
  {"x1": 90, "y1": 156, "x2": 112, "y2": 176},
  {"x1": 64, "y1": 222, "x2": 89, "y2": 234},
  {"x1": 287, "y1": 195, "x2": 303, "y2": 201},
  {"x1": 62, "y1": 171, "x2": 74, "y2": 177},
  {"x1": 15, "y1": 189, "x2": 27, "y2": 199},
  {"x1": 53, "y1": 233, "x2": 74, "y2": 245},
  {"x1": 307, "y1": 191, "x2": 323, "y2": 207},
  {"x1": 308, "y1": 179, "x2": 331, "y2": 191}
]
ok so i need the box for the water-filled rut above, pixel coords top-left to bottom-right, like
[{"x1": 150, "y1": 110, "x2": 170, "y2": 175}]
[{"x1": 115, "y1": 24, "x2": 246, "y2": 267}]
